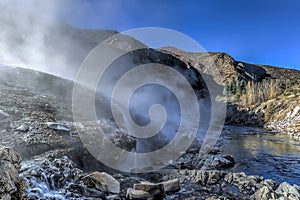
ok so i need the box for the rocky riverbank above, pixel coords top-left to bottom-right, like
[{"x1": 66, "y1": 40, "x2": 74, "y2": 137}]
[{"x1": 2, "y1": 144, "x2": 300, "y2": 199}]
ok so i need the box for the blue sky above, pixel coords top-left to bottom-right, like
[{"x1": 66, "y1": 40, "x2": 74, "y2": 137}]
[{"x1": 61, "y1": 0, "x2": 300, "y2": 70}]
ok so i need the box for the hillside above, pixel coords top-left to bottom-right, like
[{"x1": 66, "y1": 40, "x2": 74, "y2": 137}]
[
  {"x1": 159, "y1": 47, "x2": 300, "y2": 136},
  {"x1": 0, "y1": 19, "x2": 299, "y2": 134}
]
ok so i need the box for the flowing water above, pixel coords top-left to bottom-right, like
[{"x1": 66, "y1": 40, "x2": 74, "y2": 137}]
[{"x1": 223, "y1": 126, "x2": 300, "y2": 185}]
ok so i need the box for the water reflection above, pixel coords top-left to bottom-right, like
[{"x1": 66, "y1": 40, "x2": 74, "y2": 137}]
[{"x1": 223, "y1": 126, "x2": 300, "y2": 184}]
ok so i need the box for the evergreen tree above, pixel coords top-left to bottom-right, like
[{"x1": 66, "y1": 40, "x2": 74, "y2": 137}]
[
  {"x1": 230, "y1": 77, "x2": 237, "y2": 95},
  {"x1": 236, "y1": 80, "x2": 242, "y2": 96},
  {"x1": 223, "y1": 81, "x2": 231, "y2": 96}
]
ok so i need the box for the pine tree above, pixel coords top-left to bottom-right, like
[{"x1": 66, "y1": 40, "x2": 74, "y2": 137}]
[
  {"x1": 236, "y1": 80, "x2": 242, "y2": 96},
  {"x1": 230, "y1": 77, "x2": 237, "y2": 95},
  {"x1": 223, "y1": 81, "x2": 231, "y2": 96}
]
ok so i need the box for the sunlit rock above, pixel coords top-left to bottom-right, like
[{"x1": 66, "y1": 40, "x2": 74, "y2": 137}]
[
  {"x1": 82, "y1": 171, "x2": 120, "y2": 194},
  {"x1": 126, "y1": 188, "x2": 153, "y2": 200}
]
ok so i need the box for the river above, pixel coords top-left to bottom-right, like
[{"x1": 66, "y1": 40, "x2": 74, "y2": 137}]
[{"x1": 222, "y1": 126, "x2": 300, "y2": 185}]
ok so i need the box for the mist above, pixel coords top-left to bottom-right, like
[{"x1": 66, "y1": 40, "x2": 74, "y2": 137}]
[{"x1": 0, "y1": 0, "x2": 115, "y2": 80}]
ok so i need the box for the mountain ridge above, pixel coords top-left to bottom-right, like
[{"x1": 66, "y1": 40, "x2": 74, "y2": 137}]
[{"x1": 0, "y1": 24, "x2": 299, "y2": 135}]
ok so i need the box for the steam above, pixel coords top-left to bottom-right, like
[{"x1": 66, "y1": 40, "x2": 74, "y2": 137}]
[
  {"x1": 0, "y1": 0, "x2": 106, "y2": 80},
  {"x1": 0, "y1": 1, "x2": 61, "y2": 73}
]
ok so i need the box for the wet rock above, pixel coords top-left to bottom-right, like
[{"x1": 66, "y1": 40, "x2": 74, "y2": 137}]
[
  {"x1": 160, "y1": 178, "x2": 180, "y2": 194},
  {"x1": 251, "y1": 186, "x2": 278, "y2": 200},
  {"x1": 66, "y1": 183, "x2": 105, "y2": 199},
  {"x1": 260, "y1": 179, "x2": 278, "y2": 190},
  {"x1": 198, "y1": 154, "x2": 235, "y2": 170},
  {"x1": 0, "y1": 110, "x2": 10, "y2": 130},
  {"x1": 225, "y1": 172, "x2": 263, "y2": 193},
  {"x1": 0, "y1": 146, "x2": 23, "y2": 200},
  {"x1": 126, "y1": 188, "x2": 153, "y2": 200},
  {"x1": 20, "y1": 154, "x2": 88, "y2": 199},
  {"x1": 82, "y1": 172, "x2": 120, "y2": 194},
  {"x1": 133, "y1": 181, "x2": 165, "y2": 199},
  {"x1": 275, "y1": 182, "x2": 300, "y2": 199}
]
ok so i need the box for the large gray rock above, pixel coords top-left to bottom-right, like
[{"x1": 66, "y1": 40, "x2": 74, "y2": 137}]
[
  {"x1": 0, "y1": 146, "x2": 23, "y2": 200},
  {"x1": 126, "y1": 188, "x2": 153, "y2": 200},
  {"x1": 159, "y1": 179, "x2": 180, "y2": 194},
  {"x1": 82, "y1": 171, "x2": 120, "y2": 194},
  {"x1": 133, "y1": 181, "x2": 165, "y2": 200},
  {"x1": 0, "y1": 110, "x2": 10, "y2": 130}
]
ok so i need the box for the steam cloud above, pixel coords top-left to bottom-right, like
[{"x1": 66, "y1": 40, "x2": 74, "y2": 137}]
[
  {"x1": 0, "y1": 0, "x2": 64, "y2": 74},
  {"x1": 0, "y1": 0, "x2": 122, "y2": 79}
]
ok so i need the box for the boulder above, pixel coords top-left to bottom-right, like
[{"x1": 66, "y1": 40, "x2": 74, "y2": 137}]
[
  {"x1": 159, "y1": 179, "x2": 180, "y2": 194},
  {"x1": 133, "y1": 181, "x2": 165, "y2": 199},
  {"x1": 82, "y1": 171, "x2": 120, "y2": 194},
  {"x1": 126, "y1": 188, "x2": 153, "y2": 200}
]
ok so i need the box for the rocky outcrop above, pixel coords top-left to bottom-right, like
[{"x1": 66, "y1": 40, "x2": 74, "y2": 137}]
[
  {"x1": 159, "y1": 47, "x2": 269, "y2": 85},
  {"x1": 0, "y1": 146, "x2": 23, "y2": 200}
]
